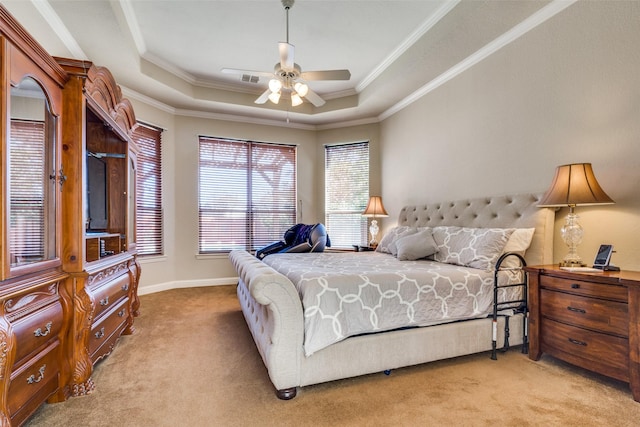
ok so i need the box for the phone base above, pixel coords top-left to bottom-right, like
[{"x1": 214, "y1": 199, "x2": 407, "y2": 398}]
[{"x1": 593, "y1": 265, "x2": 620, "y2": 271}]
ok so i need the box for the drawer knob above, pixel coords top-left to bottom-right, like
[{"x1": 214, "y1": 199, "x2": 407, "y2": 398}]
[
  {"x1": 27, "y1": 364, "x2": 46, "y2": 384},
  {"x1": 567, "y1": 306, "x2": 586, "y2": 314},
  {"x1": 95, "y1": 327, "x2": 105, "y2": 339},
  {"x1": 118, "y1": 309, "x2": 125, "y2": 317},
  {"x1": 100, "y1": 296, "x2": 109, "y2": 306},
  {"x1": 122, "y1": 283, "x2": 129, "y2": 291},
  {"x1": 568, "y1": 338, "x2": 587, "y2": 347},
  {"x1": 34, "y1": 321, "x2": 53, "y2": 337},
  {"x1": 571, "y1": 283, "x2": 581, "y2": 289}
]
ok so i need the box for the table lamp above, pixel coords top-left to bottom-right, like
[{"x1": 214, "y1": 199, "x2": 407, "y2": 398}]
[
  {"x1": 538, "y1": 163, "x2": 614, "y2": 267},
  {"x1": 362, "y1": 196, "x2": 388, "y2": 247}
]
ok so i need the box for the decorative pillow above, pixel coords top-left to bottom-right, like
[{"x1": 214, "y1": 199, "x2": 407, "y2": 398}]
[
  {"x1": 432, "y1": 226, "x2": 515, "y2": 271},
  {"x1": 388, "y1": 227, "x2": 418, "y2": 256},
  {"x1": 376, "y1": 226, "x2": 415, "y2": 254},
  {"x1": 500, "y1": 228, "x2": 535, "y2": 269},
  {"x1": 395, "y1": 229, "x2": 438, "y2": 261}
]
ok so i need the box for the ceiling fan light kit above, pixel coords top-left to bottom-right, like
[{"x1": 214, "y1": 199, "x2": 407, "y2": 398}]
[{"x1": 222, "y1": 0, "x2": 350, "y2": 109}]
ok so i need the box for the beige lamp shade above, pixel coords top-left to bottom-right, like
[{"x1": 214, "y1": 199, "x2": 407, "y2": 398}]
[
  {"x1": 538, "y1": 163, "x2": 614, "y2": 207},
  {"x1": 363, "y1": 196, "x2": 389, "y2": 217}
]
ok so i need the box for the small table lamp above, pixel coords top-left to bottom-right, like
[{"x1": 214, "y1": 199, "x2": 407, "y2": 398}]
[
  {"x1": 538, "y1": 163, "x2": 614, "y2": 267},
  {"x1": 363, "y1": 196, "x2": 388, "y2": 247}
]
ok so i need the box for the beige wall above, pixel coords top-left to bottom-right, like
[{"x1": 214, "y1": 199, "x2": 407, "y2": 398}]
[
  {"x1": 130, "y1": 107, "x2": 319, "y2": 293},
  {"x1": 133, "y1": 1, "x2": 640, "y2": 293},
  {"x1": 379, "y1": 1, "x2": 640, "y2": 270}
]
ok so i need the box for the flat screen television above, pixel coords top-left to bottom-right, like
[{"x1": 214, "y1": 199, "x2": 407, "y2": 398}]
[{"x1": 87, "y1": 154, "x2": 107, "y2": 230}]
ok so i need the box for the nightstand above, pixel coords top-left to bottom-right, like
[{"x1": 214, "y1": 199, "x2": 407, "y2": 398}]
[{"x1": 525, "y1": 265, "x2": 640, "y2": 402}]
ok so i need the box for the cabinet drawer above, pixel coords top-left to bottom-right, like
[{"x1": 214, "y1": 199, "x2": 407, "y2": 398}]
[
  {"x1": 540, "y1": 275, "x2": 627, "y2": 302},
  {"x1": 7, "y1": 341, "x2": 60, "y2": 419},
  {"x1": 11, "y1": 301, "x2": 64, "y2": 368},
  {"x1": 89, "y1": 297, "x2": 129, "y2": 357},
  {"x1": 540, "y1": 289, "x2": 628, "y2": 337},
  {"x1": 541, "y1": 317, "x2": 629, "y2": 382},
  {"x1": 91, "y1": 273, "x2": 131, "y2": 320}
]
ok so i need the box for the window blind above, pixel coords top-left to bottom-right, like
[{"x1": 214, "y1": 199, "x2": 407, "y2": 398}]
[
  {"x1": 198, "y1": 137, "x2": 296, "y2": 253},
  {"x1": 325, "y1": 142, "x2": 369, "y2": 248},
  {"x1": 9, "y1": 120, "x2": 46, "y2": 263},
  {"x1": 132, "y1": 123, "x2": 163, "y2": 256}
]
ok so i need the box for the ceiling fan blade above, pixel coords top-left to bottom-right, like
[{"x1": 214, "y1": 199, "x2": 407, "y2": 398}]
[
  {"x1": 279, "y1": 42, "x2": 295, "y2": 71},
  {"x1": 302, "y1": 88, "x2": 325, "y2": 107},
  {"x1": 255, "y1": 89, "x2": 271, "y2": 104},
  {"x1": 301, "y1": 69, "x2": 351, "y2": 81},
  {"x1": 221, "y1": 68, "x2": 274, "y2": 78}
]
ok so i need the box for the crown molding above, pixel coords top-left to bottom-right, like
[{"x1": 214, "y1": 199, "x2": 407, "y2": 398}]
[
  {"x1": 356, "y1": 0, "x2": 459, "y2": 93},
  {"x1": 379, "y1": 0, "x2": 578, "y2": 122}
]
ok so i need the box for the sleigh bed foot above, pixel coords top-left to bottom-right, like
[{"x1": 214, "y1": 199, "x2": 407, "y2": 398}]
[{"x1": 276, "y1": 387, "x2": 297, "y2": 400}]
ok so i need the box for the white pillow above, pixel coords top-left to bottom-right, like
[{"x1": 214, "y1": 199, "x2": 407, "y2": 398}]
[
  {"x1": 395, "y1": 229, "x2": 438, "y2": 261},
  {"x1": 432, "y1": 226, "x2": 515, "y2": 271},
  {"x1": 499, "y1": 228, "x2": 535, "y2": 269}
]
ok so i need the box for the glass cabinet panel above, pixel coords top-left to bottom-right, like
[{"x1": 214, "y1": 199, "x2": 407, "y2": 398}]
[{"x1": 9, "y1": 77, "x2": 57, "y2": 267}]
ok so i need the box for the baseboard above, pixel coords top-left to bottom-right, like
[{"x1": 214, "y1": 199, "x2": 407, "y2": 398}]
[{"x1": 138, "y1": 277, "x2": 238, "y2": 296}]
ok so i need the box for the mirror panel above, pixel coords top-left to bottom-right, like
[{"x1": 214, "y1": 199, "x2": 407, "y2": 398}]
[{"x1": 9, "y1": 77, "x2": 57, "y2": 267}]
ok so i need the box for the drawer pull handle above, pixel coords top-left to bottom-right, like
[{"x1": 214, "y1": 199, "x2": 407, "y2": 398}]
[
  {"x1": 122, "y1": 283, "x2": 129, "y2": 291},
  {"x1": 100, "y1": 296, "x2": 109, "y2": 306},
  {"x1": 567, "y1": 306, "x2": 586, "y2": 314},
  {"x1": 95, "y1": 327, "x2": 105, "y2": 339},
  {"x1": 118, "y1": 309, "x2": 125, "y2": 317},
  {"x1": 571, "y1": 283, "x2": 580, "y2": 289},
  {"x1": 27, "y1": 365, "x2": 46, "y2": 384},
  {"x1": 568, "y1": 338, "x2": 587, "y2": 346},
  {"x1": 34, "y1": 321, "x2": 53, "y2": 337}
]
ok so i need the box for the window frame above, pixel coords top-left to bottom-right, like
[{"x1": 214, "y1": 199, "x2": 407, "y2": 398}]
[
  {"x1": 132, "y1": 122, "x2": 164, "y2": 257},
  {"x1": 198, "y1": 136, "x2": 297, "y2": 254},
  {"x1": 324, "y1": 141, "x2": 370, "y2": 249}
]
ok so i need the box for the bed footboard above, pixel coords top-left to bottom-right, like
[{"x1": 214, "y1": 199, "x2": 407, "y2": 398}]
[{"x1": 229, "y1": 250, "x2": 304, "y2": 398}]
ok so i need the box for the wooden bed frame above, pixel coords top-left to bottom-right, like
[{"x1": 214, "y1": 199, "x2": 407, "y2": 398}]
[{"x1": 229, "y1": 193, "x2": 555, "y2": 399}]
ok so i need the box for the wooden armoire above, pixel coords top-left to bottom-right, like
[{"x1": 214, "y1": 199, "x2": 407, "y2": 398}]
[
  {"x1": 0, "y1": 6, "x2": 140, "y2": 425},
  {"x1": 56, "y1": 58, "x2": 141, "y2": 397}
]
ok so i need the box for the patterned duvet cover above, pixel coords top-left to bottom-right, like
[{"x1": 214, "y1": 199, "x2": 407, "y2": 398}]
[{"x1": 262, "y1": 251, "x2": 522, "y2": 356}]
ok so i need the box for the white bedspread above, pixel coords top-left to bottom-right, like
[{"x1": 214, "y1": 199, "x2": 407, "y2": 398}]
[{"x1": 262, "y1": 251, "x2": 522, "y2": 356}]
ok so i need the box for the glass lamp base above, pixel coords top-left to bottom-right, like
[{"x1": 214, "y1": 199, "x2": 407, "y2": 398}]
[
  {"x1": 369, "y1": 219, "x2": 379, "y2": 247},
  {"x1": 559, "y1": 210, "x2": 585, "y2": 267}
]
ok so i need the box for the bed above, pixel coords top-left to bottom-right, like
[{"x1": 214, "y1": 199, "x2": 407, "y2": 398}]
[{"x1": 229, "y1": 193, "x2": 555, "y2": 399}]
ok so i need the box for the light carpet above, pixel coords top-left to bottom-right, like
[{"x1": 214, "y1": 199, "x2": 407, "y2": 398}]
[{"x1": 25, "y1": 285, "x2": 640, "y2": 426}]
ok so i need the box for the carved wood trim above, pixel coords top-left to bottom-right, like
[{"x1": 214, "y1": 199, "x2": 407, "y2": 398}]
[
  {"x1": 56, "y1": 57, "x2": 137, "y2": 142},
  {"x1": 4, "y1": 283, "x2": 59, "y2": 322},
  {"x1": 71, "y1": 280, "x2": 94, "y2": 391},
  {"x1": 87, "y1": 261, "x2": 130, "y2": 288}
]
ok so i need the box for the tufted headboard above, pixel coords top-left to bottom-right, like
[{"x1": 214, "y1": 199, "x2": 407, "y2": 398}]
[{"x1": 397, "y1": 193, "x2": 555, "y2": 266}]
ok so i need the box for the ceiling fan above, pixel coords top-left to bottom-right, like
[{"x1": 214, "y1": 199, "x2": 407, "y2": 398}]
[{"x1": 221, "y1": 0, "x2": 350, "y2": 107}]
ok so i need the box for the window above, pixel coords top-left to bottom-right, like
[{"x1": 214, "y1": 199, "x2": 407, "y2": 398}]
[
  {"x1": 198, "y1": 137, "x2": 296, "y2": 253},
  {"x1": 9, "y1": 120, "x2": 47, "y2": 264},
  {"x1": 132, "y1": 123, "x2": 163, "y2": 256},
  {"x1": 325, "y1": 142, "x2": 369, "y2": 248}
]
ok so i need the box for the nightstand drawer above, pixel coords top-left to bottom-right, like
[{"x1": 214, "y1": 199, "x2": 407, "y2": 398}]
[
  {"x1": 541, "y1": 317, "x2": 629, "y2": 382},
  {"x1": 540, "y1": 289, "x2": 628, "y2": 336},
  {"x1": 539, "y1": 275, "x2": 627, "y2": 302}
]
